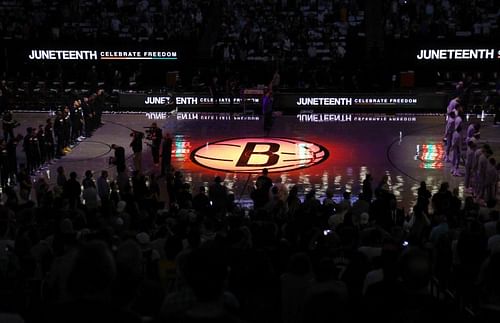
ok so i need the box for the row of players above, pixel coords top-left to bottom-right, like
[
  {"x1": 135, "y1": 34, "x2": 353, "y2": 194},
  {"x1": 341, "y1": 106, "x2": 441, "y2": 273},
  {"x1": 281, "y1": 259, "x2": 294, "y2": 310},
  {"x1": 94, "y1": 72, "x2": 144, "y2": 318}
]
[
  {"x1": 444, "y1": 95, "x2": 498, "y2": 203},
  {"x1": 0, "y1": 90, "x2": 106, "y2": 186}
]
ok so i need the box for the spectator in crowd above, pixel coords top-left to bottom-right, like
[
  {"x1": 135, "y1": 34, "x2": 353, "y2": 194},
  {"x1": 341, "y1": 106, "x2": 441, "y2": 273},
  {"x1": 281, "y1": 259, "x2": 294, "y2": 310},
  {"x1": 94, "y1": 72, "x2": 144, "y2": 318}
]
[{"x1": 110, "y1": 144, "x2": 126, "y2": 174}]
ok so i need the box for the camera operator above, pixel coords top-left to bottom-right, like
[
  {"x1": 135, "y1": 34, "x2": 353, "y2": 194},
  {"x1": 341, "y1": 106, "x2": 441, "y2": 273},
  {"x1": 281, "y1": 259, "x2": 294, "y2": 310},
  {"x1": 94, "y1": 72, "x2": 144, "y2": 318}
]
[
  {"x1": 130, "y1": 130, "x2": 144, "y2": 173},
  {"x1": 2, "y1": 110, "x2": 20, "y2": 141},
  {"x1": 146, "y1": 122, "x2": 162, "y2": 167}
]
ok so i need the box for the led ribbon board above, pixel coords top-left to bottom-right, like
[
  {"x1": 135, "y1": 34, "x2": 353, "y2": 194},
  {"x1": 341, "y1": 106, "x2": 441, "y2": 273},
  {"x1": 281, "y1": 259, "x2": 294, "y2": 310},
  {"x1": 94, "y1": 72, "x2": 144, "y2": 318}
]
[
  {"x1": 28, "y1": 49, "x2": 178, "y2": 60},
  {"x1": 416, "y1": 48, "x2": 500, "y2": 60}
]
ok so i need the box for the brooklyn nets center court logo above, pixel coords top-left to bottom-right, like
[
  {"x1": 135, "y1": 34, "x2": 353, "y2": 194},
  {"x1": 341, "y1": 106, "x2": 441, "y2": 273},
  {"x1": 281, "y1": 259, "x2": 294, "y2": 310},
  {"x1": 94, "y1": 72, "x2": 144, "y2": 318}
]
[{"x1": 190, "y1": 137, "x2": 329, "y2": 173}]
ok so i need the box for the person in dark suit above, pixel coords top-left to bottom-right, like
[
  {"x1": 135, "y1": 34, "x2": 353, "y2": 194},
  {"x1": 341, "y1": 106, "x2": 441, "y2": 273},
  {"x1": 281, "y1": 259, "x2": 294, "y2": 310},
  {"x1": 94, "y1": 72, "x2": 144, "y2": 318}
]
[
  {"x1": 209, "y1": 176, "x2": 228, "y2": 215},
  {"x1": 111, "y1": 144, "x2": 126, "y2": 174},
  {"x1": 63, "y1": 171, "x2": 81, "y2": 209},
  {"x1": 130, "y1": 130, "x2": 144, "y2": 173},
  {"x1": 388, "y1": 197, "x2": 405, "y2": 228},
  {"x1": 262, "y1": 89, "x2": 273, "y2": 135},
  {"x1": 149, "y1": 122, "x2": 162, "y2": 166}
]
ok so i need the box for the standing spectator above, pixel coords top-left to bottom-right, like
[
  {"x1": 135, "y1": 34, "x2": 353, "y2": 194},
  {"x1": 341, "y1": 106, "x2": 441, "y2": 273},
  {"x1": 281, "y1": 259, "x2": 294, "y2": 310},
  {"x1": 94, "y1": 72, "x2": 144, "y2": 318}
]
[
  {"x1": 130, "y1": 130, "x2": 144, "y2": 173},
  {"x1": 18, "y1": 165, "x2": 32, "y2": 201},
  {"x1": 111, "y1": 144, "x2": 126, "y2": 174},
  {"x1": 82, "y1": 177, "x2": 99, "y2": 211},
  {"x1": 262, "y1": 89, "x2": 274, "y2": 135},
  {"x1": 56, "y1": 166, "x2": 67, "y2": 188},
  {"x1": 148, "y1": 123, "x2": 162, "y2": 167},
  {"x1": 97, "y1": 170, "x2": 110, "y2": 202},
  {"x1": 63, "y1": 171, "x2": 81, "y2": 209},
  {"x1": 81, "y1": 170, "x2": 95, "y2": 188},
  {"x1": 209, "y1": 176, "x2": 228, "y2": 215},
  {"x1": 465, "y1": 140, "x2": 477, "y2": 192},
  {"x1": 417, "y1": 181, "x2": 432, "y2": 214},
  {"x1": 161, "y1": 133, "x2": 172, "y2": 177},
  {"x1": 193, "y1": 186, "x2": 210, "y2": 213},
  {"x1": 251, "y1": 168, "x2": 273, "y2": 210},
  {"x1": 477, "y1": 146, "x2": 492, "y2": 200},
  {"x1": 362, "y1": 174, "x2": 373, "y2": 201},
  {"x1": 485, "y1": 158, "x2": 498, "y2": 203}
]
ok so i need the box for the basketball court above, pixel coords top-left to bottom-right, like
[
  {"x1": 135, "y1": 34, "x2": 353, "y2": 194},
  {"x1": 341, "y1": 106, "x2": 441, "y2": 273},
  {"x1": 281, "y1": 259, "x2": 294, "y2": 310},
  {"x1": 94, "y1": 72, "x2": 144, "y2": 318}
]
[{"x1": 12, "y1": 111, "x2": 499, "y2": 211}]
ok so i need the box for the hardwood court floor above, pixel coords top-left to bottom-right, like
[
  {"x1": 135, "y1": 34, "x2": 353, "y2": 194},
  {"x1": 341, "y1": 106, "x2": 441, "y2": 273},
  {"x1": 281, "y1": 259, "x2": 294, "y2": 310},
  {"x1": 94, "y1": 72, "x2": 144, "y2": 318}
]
[{"x1": 12, "y1": 111, "x2": 500, "y2": 211}]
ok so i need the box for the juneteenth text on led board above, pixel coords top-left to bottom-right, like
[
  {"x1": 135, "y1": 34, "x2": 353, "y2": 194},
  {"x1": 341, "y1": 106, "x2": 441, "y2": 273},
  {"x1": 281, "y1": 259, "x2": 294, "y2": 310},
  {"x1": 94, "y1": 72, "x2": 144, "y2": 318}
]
[
  {"x1": 295, "y1": 97, "x2": 417, "y2": 106},
  {"x1": 296, "y1": 114, "x2": 417, "y2": 122},
  {"x1": 141, "y1": 95, "x2": 259, "y2": 106},
  {"x1": 417, "y1": 49, "x2": 500, "y2": 60},
  {"x1": 28, "y1": 50, "x2": 178, "y2": 60},
  {"x1": 145, "y1": 112, "x2": 261, "y2": 121}
]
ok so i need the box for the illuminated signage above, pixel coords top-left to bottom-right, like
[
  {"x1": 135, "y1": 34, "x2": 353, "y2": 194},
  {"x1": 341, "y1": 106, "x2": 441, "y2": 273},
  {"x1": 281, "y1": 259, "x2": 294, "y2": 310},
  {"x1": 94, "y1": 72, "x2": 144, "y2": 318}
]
[
  {"x1": 120, "y1": 93, "x2": 260, "y2": 109},
  {"x1": 175, "y1": 96, "x2": 260, "y2": 105},
  {"x1": 145, "y1": 112, "x2": 169, "y2": 120},
  {"x1": 145, "y1": 96, "x2": 173, "y2": 105},
  {"x1": 297, "y1": 97, "x2": 352, "y2": 106},
  {"x1": 145, "y1": 112, "x2": 261, "y2": 120},
  {"x1": 176, "y1": 112, "x2": 260, "y2": 121},
  {"x1": 191, "y1": 137, "x2": 329, "y2": 173},
  {"x1": 289, "y1": 95, "x2": 418, "y2": 108},
  {"x1": 28, "y1": 49, "x2": 178, "y2": 60},
  {"x1": 120, "y1": 93, "x2": 429, "y2": 111},
  {"x1": 417, "y1": 49, "x2": 500, "y2": 60},
  {"x1": 296, "y1": 114, "x2": 417, "y2": 122},
  {"x1": 295, "y1": 97, "x2": 418, "y2": 106},
  {"x1": 415, "y1": 143, "x2": 445, "y2": 169}
]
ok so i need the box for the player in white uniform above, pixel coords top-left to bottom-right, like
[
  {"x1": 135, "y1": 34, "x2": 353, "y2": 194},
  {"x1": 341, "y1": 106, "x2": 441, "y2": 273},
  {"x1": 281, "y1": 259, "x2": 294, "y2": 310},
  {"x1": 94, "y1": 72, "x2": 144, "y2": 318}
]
[
  {"x1": 451, "y1": 125, "x2": 463, "y2": 176},
  {"x1": 447, "y1": 96, "x2": 461, "y2": 115},
  {"x1": 444, "y1": 111, "x2": 456, "y2": 162},
  {"x1": 466, "y1": 122, "x2": 480, "y2": 143}
]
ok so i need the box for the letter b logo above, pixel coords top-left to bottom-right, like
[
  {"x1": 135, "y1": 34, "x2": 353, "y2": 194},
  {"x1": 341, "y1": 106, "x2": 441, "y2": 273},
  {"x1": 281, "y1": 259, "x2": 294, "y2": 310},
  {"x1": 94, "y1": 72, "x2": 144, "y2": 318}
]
[
  {"x1": 191, "y1": 137, "x2": 329, "y2": 173},
  {"x1": 236, "y1": 142, "x2": 280, "y2": 167}
]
